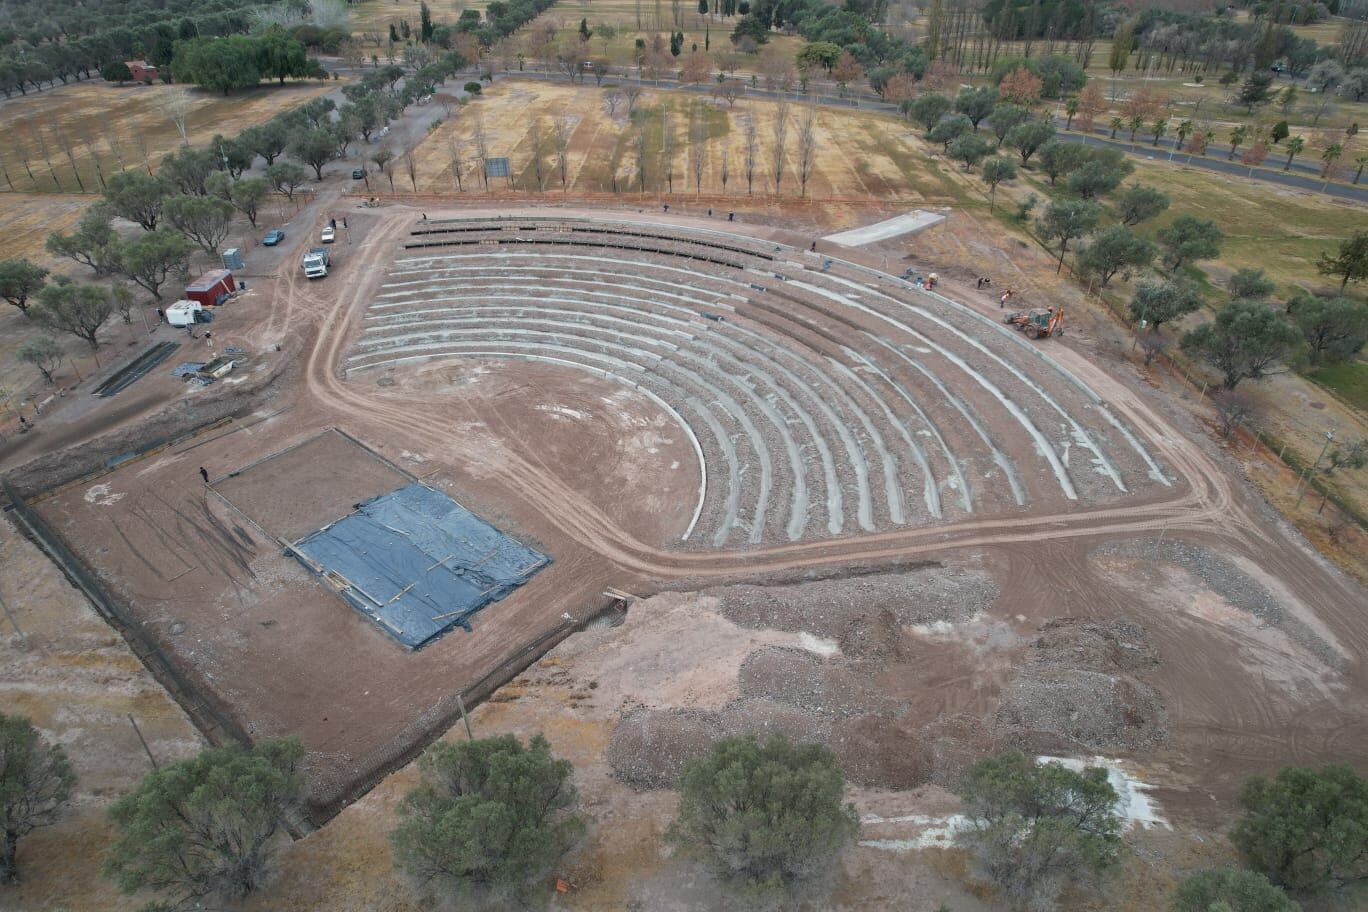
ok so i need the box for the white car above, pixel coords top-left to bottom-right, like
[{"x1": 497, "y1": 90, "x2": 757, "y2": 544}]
[{"x1": 320, "y1": 225, "x2": 336, "y2": 244}]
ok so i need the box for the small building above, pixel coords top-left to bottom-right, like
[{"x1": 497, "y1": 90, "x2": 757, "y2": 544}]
[
  {"x1": 184, "y1": 270, "x2": 236, "y2": 307},
  {"x1": 125, "y1": 60, "x2": 158, "y2": 82}
]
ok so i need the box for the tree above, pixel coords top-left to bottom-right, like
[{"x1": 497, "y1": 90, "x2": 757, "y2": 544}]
[
  {"x1": 0, "y1": 257, "x2": 48, "y2": 313},
  {"x1": 1231, "y1": 765, "x2": 1368, "y2": 895},
  {"x1": 1118, "y1": 184, "x2": 1170, "y2": 226},
  {"x1": 104, "y1": 739, "x2": 304, "y2": 908},
  {"x1": 171, "y1": 35, "x2": 263, "y2": 93},
  {"x1": 31, "y1": 278, "x2": 116, "y2": 349},
  {"x1": 1, "y1": 715, "x2": 70, "y2": 887},
  {"x1": 45, "y1": 203, "x2": 117, "y2": 275},
  {"x1": 1129, "y1": 277, "x2": 1202, "y2": 332},
  {"x1": 1228, "y1": 124, "x2": 1249, "y2": 161},
  {"x1": 1005, "y1": 119, "x2": 1056, "y2": 164},
  {"x1": 1158, "y1": 214, "x2": 1223, "y2": 271},
  {"x1": 1037, "y1": 199, "x2": 1101, "y2": 272},
  {"x1": 1239, "y1": 72, "x2": 1274, "y2": 112},
  {"x1": 957, "y1": 752, "x2": 1121, "y2": 910},
  {"x1": 999, "y1": 65, "x2": 1043, "y2": 106},
  {"x1": 289, "y1": 128, "x2": 337, "y2": 180},
  {"x1": 242, "y1": 120, "x2": 290, "y2": 167},
  {"x1": 159, "y1": 147, "x2": 216, "y2": 197},
  {"x1": 421, "y1": 1, "x2": 436, "y2": 42},
  {"x1": 1291, "y1": 295, "x2": 1368, "y2": 364},
  {"x1": 1318, "y1": 231, "x2": 1368, "y2": 290},
  {"x1": 1076, "y1": 81, "x2": 1105, "y2": 132},
  {"x1": 164, "y1": 195, "x2": 234, "y2": 256},
  {"x1": 830, "y1": 52, "x2": 863, "y2": 96},
  {"x1": 929, "y1": 114, "x2": 972, "y2": 152},
  {"x1": 229, "y1": 178, "x2": 270, "y2": 228},
  {"x1": 17, "y1": 335, "x2": 64, "y2": 385},
  {"x1": 1228, "y1": 268, "x2": 1275, "y2": 301},
  {"x1": 1322, "y1": 142, "x2": 1344, "y2": 179},
  {"x1": 1038, "y1": 142, "x2": 1089, "y2": 186},
  {"x1": 910, "y1": 93, "x2": 952, "y2": 133},
  {"x1": 1283, "y1": 135, "x2": 1305, "y2": 171},
  {"x1": 1067, "y1": 159, "x2": 1125, "y2": 199},
  {"x1": 981, "y1": 156, "x2": 1017, "y2": 210},
  {"x1": 101, "y1": 61, "x2": 132, "y2": 84},
  {"x1": 390, "y1": 734, "x2": 584, "y2": 906},
  {"x1": 372, "y1": 145, "x2": 396, "y2": 191},
  {"x1": 955, "y1": 85, "x2": 999, "y2": 131},
  {"x1": 1181, "y1": 300, "x2": 1301, "y2": 389},
  {"x1": 796, "y1": 41, "x2": 841, "y2": 74},
  {"x1": 667, "y1": 735, "x2": 857, "y2": 904},
  {"x1": 1078, "y1": 226, "x2": 1155, "y2": 287},
  {"x1": 1271, "y1": 120, "x2": 1290, "y2": 145},
  {"x1": 989, "y1": 103, "x2": 1030, "y2": 147},
  {"x1": 1171, "y1": 868, "x2": 1298, "y2": 912},
  {"x1": 112, "y1": 229, "x2": 194, "y2": 301},
  {"x1": 949, "y1": 133, "x2": 992, "y2": 171},
  {"x1": 1109, "y1": 116, "x2": 1124, "y2": 139},
  {"x1": 266, "y1": 161, "x2": 308, "y2": 200},
  {"x1": 1150, "y1": 118, "x2": 1168, "y2": 146}
]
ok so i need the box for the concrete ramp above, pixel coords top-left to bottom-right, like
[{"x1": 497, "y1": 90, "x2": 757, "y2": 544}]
[{"x1": 823, "y1": 210, "x2": 947, "y2": 247}]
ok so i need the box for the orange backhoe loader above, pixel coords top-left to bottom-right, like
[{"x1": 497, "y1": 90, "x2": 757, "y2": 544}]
[{"x1": 1003, "y1": 305, "x2": 1064, "y2": 339}]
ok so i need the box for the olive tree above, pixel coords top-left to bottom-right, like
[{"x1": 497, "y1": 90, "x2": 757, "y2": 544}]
[
  {"x1": 957, "y1": 752, "x2": 1121, "y2": 910},
  {"x1": 164, "y1": 195, "x2": 235, "y2": 256},
  {"x1": 1036, "y1": 199, "x2": 1102, "y2": 273},
  {"x1": 1181, "y1": 300, "x2": 1301, "y2": 389},
  {"x1": 666, "y1": 734, "x2": 858, "y2": 906},
  {"x1": 1170, "y1": 868, "x2": 1298, "y2": 912},
  {"x1": 1, "y1": 713, "x2": 75, "y2": 885},
  {"x1": 104, "y1": 739, "x2": 305, "y2": 908},
  {"x1": 390, "y1": 734, "x2": 584, "y2": 907},
  {"x1": 31, "y1": 278, "x2": 117, "y2": 349},
  {"x1": 17, "y1": 336, "x2": 64, "y2": 384},
  {"x1": 0, "y1": 258, "x2": 48, "y2": 313}
]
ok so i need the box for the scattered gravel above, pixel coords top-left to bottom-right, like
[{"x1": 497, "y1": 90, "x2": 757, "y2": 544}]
[
  {"x1": 738, "y1": 647, "x2": 904, "y2": 718},
  {"x1": 1095, "y1": 539, "x2": 1282, "y2": 626},
  {"x1": 607, "y1": 708, "x2": 719, "y2": 789}
]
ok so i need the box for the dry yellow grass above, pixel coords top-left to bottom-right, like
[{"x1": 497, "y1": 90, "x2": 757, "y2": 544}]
[
  {"x1": 408, "y1": 80, "x2": 956, "y2": 201},
  {"x1": 0, "y1": 80, "x2": 340, "y2": 194}
]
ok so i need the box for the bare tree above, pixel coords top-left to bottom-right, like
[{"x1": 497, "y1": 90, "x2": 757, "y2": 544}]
[
  {"x1": 743, "y1": 115, "x2": 758, "y2": 196},
  {"x1": 689, "y1": 113, "x2": 706, "y2": 194},
  {"x1": 528, "y1": 119, "x2": 548, "y2": 190},
  {"x1": 25, "y1": 120, "x2": 60, "y2": 190},
  {"x1": 131, "y1": 131, "x2": 154, "y2": 176},
  {"x1": 771, "y1": 100, "x2": 790, "y2": 195},
  {"x1": 635, "y1": 123, "x2": 648, "y2": 192},
  {"x1": 98, "y1": 119, "x2": 126, "y2": 174},
  {"x1": 472, "y1": 113, "x2": 490, "y2": 189},
  {"x1": 52, "y1": 126, "x2": 85, "y2": 192},
  {"x1": 795, "y1": 105, "x2": 817, "y2": 197},
  {"x1": 448, "y1": 139, "x2": 466, "y2": 191},
  {"x1": 625, "y1": 85, "x2": 643, "y2": 114},
  {"x1": 10, "y1": 131, "x2": 35, "y2": 185},
  {"x1": 401, "y1": 149, "x2": 418, "y2": 191},
  {"x1": 552, "y1": 114, "x2": 573, "y2": 189},
  {"x1": 158, "y1": 88, "x2": 194, "y2": 146},
  {"x1": 661, "y1": 109, "x2": 675, "y2": 193},
  {"x1": 1211, "y1": 388, "x2": 1255, "y2": 440},
  {"x1": 605, "y1": 90, "x2": 623, "y2": 118}
]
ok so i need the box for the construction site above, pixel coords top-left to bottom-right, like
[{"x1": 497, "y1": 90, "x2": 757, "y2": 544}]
[{"x1": 3, "y1": 198, "x2": 1367, "y2": 910}]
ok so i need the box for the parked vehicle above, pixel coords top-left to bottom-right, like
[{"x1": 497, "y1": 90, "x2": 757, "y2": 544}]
[
  {"x1": 352, "y1": 168, "x2": 365, "y2": 180},
  {"x1": 262, "y1": 229, "x2": 285, "y2": 246},
  {"x1": 320, "y1": 225, "x2": 336, "y2": 244},
  {"x1": 302, "y1": 247, "x2": 330, "y2": 279}
]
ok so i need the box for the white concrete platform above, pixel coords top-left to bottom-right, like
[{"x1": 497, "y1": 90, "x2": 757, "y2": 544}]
[{"x1": 822, "y1": 210, "x2": 948, "y2": 247}]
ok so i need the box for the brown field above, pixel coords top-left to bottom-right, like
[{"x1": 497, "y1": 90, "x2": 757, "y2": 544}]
[
  {"x1": 410, "y1": 80, "x2": 957, "y2": 200},
  {"x1": 0, "y1": 80, "x2": 340, "y2": 194}
]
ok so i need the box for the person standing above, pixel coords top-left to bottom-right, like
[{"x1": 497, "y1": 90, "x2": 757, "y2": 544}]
[{"x1": 199, "y1": 466, "x2": 209, "y2": 484}]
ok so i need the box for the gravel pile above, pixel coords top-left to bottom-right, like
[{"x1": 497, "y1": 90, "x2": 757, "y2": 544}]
[
  {"x1": 1095, "y1": 539, "x2": 1283, "y2": 625},
  {"x1": 838, "y1": 608, "x2": 902, "y2": 659},
  {"x1": 718, "y1": 698, "x2": 832, "y2": 746},
  {"x1": 830, "y1": 714, "x2": 932, "y2": 789},
  {"x1": 993, "y1": 619, "x2": 1168, "y2": 753},
  {"x1": 706, "y1": 566, "x2": 999, "y2": 642},
  {"x1": 607, "y1": 708, "x2": 719, "y2": 788},
  {"x1": 738, "y1": 647, "x2": 903, "y2": 718},
  {"x1": 918, "y1": 714, "x2": 992, "y2": 789}
]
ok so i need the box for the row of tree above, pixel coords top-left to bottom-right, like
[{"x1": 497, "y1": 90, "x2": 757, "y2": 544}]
[
  {"x1": 165, "y1": 29, "x2": 323, "y2": 94},
  {"x1": 6, "y1": 708, "x2": 1368, "y2": 910}
]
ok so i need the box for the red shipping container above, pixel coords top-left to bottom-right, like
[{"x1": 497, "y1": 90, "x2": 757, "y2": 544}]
[{"x1": 185, "y1": 270, "x2": 236, "y2": 307}]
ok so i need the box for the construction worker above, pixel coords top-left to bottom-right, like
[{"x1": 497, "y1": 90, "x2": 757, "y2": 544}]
[
  {"x1": 199, "y1": 466, "x2": 209, "y2": 484},
  {"x1": 1000, "y1": 289, "x2": 1013, "y2": 309}
]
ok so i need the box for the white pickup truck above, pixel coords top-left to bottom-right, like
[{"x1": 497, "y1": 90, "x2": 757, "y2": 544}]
[{"x1": 302, "y1": 247, "x2": 330, "y2": 279}]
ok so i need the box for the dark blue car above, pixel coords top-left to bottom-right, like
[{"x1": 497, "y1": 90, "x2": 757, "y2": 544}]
[{"x1": 263, "y1": 229, "x2": 285, "y2": 246}]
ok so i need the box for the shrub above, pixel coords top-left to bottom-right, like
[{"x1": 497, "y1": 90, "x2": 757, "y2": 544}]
[
  {"x1": 1171, "y1": 868, "x2": 1297, "y2": 912},
  {"x1": 464, "y1": 81, "x2": 483, "y2": 95}
]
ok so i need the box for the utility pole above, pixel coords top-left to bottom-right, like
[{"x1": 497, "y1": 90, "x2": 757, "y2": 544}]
[{"x1": 1294, "y1": 430, "x2": 1334, "y2": 507}]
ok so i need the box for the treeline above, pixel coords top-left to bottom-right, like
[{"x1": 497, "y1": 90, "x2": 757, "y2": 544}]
[
  {"x1": 1128, "y1": 8, "x2": 1324, "y2": 76},
  {"x1": 0, "y1": 1, "x2": 255, "y2": 98},
  {"x1": 732, "y1": 0, "x2": 931, "y2": 83},
  {"x1": 451, "y1": 0, "x2": 560, "y2": 49}
]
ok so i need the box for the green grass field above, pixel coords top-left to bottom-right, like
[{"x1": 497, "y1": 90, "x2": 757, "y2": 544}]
[{"x1": 1308, "y1": 360, "x2": 1368, "y2": 412}]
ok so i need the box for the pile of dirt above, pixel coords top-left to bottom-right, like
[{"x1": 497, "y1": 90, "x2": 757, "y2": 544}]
[
  {"x1": 717, "y1": 698, "x2": 832, "y2": 746},
  {"x1": 707, "y1": 565, "x2": 998, "y2": 645},
  {"x1": 607, "y1": 708, "x2": 720, "y2": 788},
  {"x1": 737, "y1": 647, "x2": 903, "y2": 717},
  {"x1": 830, "y1": 714, "x2": 932, "y2": 789},
  {"x1": 918, "y1": 714, "x2": 992, "y2": 789},
  {"x1": 838, "y1": 608, "x2": 902, "y2": 659},
  {"x1": 993, "y1": 619, "x2": 1168, "y2": 753}
]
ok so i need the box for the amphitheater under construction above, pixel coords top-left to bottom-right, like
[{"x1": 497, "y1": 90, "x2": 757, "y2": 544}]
[{"x1": 6, "y1": 203, "x2": 1368, "y2": 907}]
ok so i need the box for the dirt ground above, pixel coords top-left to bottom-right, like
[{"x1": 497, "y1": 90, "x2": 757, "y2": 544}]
[
  {"x1": 3, "y1": 197, "x2": 1367, "y2": 912},
  {"x1": 0, "y1": 80, "x2": 340, "y2": 194}
]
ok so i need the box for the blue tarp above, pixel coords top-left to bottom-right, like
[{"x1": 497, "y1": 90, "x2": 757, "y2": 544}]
[{"x1": 293, "y1": 483, "x2": 551, "y2": 648}]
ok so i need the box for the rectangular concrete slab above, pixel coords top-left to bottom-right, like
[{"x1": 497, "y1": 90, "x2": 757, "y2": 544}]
[{"x1": 823, "y1": 210, "x2": 947, "y2": 247}]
